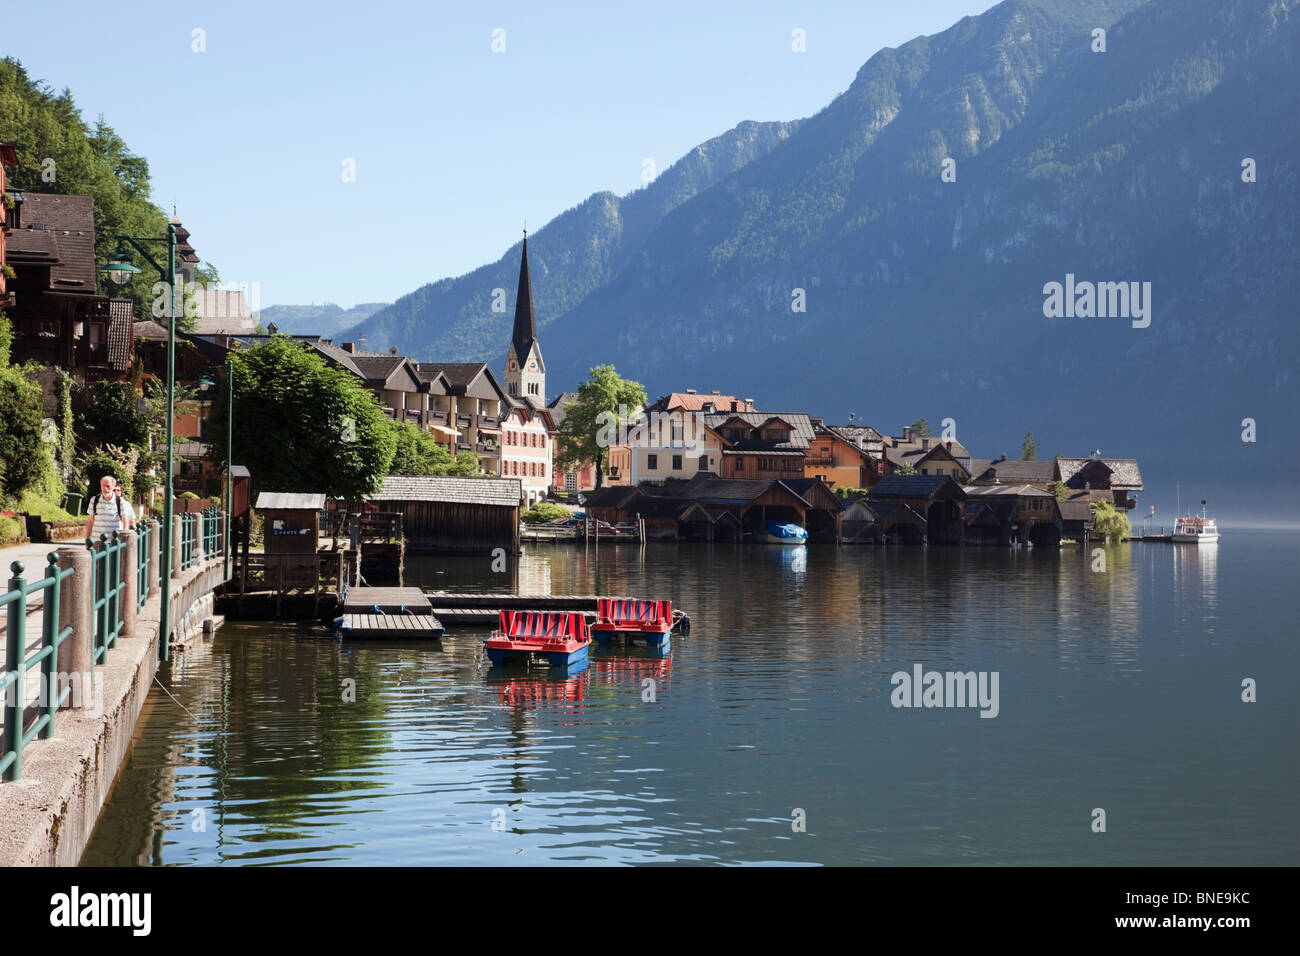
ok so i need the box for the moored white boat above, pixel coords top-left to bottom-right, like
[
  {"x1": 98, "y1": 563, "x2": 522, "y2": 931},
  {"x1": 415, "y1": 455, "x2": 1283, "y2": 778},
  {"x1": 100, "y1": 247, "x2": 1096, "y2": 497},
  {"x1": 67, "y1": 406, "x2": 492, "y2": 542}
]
[{"x1": 1171, "y1": 507, "x2": 1219, "y2": 544}]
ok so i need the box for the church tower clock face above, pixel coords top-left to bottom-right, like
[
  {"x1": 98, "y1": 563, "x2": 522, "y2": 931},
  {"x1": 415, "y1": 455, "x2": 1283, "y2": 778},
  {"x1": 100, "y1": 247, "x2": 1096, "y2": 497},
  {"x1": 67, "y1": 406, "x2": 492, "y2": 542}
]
[{"x1": 528, "y1": 360, "x2": 537, "y2": 371}]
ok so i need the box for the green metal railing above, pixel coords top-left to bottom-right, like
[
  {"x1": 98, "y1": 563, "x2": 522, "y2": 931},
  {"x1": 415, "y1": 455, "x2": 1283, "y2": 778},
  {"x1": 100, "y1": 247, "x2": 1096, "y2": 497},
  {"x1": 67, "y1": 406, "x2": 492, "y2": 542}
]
[
  {"x1": 87, "y1": 533, "x2": 126, "y2": 668},
  {"x1": 180, "y1": 514, "x2": 199, "y2": 571},
  {"x1": 201, "y1": 507, "x2": 221, "y2": 561},
  {"x1": 136, "y1": 520, "x2": 152, "y2": 612},
  {"x1": 1, "y1": 554, "x2": 75, "y2": 782}
]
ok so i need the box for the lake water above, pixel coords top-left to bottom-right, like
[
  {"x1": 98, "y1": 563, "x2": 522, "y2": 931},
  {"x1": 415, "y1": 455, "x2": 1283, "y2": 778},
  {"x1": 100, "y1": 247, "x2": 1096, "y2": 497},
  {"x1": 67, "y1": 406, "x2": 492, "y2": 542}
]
[{"x1": 81, "y1": 532, "x2": 1298, "y2": 866}]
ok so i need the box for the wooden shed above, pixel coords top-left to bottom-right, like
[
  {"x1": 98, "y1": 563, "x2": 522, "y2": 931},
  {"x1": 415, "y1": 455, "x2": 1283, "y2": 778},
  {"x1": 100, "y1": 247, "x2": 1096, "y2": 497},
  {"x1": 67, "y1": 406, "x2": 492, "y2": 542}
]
[
  {"x1": 369, "y1": 475, "x2": 522, "y2": 555},
  {"x1": 255, "y1": 491, "x2": 325, "y2": 589},
  {"x1": 229, "y1": 464, "x2": 252, "y2": 518}
]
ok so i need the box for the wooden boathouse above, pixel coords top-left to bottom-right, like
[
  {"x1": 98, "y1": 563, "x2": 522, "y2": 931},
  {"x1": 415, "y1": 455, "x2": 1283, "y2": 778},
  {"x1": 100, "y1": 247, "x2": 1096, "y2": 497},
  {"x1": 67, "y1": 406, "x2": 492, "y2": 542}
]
[{"x1": 368, "y1": 475, "x2": 522, "y2": 555}]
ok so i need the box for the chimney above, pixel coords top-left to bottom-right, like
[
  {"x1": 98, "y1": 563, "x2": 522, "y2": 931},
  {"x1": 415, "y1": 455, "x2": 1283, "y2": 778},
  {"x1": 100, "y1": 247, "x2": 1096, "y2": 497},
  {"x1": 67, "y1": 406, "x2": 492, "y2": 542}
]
[
  {"x1": 744, "y1": 398, "x2": 754, "y2": 410},
  {"x1": 711, "y1": 390, "x2": 720, "y2": 395},
  {"x1": 342, "y1": 342, "x2": 356, "y2": 353},
  {"x1": 389, "y1": 346, "x2": 398, "y2": 355},
  {"x1": 730, "y1": 401, "x2": 738, "y2": 412},
  {"x1": 1001, "y1": 453, "x2": 1007, "y2": 461},
  {"x1": 685, "y1": 388, "x2": 697, "y2": 395},
  {"x1": 902, "y1": 425, "x2": 914, "y2": 442},
  {"x1": 921, "y1": 438, "x2": 931, "y2": 451}
]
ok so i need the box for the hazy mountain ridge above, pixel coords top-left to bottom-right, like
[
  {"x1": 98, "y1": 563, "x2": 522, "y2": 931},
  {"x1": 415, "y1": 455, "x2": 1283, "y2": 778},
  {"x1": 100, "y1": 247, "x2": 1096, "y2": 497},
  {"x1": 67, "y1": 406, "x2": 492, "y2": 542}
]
[
  {"x1": 343, "y1": 118, "x2": 802, "y2": 364},
  {"x1": 345, "y1": 0, "x2": 1299, "y2": 504}
]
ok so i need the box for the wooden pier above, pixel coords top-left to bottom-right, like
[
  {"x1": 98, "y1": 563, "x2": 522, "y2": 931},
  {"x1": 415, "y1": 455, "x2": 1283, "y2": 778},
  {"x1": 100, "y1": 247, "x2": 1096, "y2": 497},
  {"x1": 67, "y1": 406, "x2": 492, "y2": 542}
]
[{"x1": 336, "y1": 587, "x2": 444, "y2": 638}]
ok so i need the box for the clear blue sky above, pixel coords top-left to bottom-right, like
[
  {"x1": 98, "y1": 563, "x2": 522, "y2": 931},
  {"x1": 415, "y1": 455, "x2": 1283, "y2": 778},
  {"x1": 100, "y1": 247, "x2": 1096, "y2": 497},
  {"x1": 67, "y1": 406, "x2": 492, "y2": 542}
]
[{"x1": 11, "y1": 0, "x2": 996, "y2": 307}]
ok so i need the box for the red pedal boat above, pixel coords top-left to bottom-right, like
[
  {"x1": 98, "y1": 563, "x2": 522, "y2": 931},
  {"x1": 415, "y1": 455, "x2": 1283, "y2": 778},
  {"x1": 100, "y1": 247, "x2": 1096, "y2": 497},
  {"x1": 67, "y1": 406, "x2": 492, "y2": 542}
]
[
  {"x1": 485, "y1": 610, "x2": 592, "y2": 667},
  {"x1": 593, "y1": 598, "x2": 673, "y2": 649}
]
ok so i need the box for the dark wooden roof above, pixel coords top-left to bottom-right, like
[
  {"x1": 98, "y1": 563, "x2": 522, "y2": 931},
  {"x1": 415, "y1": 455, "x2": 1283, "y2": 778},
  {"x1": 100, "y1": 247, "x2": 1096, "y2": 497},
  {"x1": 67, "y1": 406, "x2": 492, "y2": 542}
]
[
  {"x1": 974, "y1": 459, "x2": 1056, "y2": 483},
  {"x1": 868, "y1": 474, "x2": 967, "y2": 501},
  {"x1": 15, "y1": 193, "x2": 96, "y2": 290},
  {"x1": 701, "y1": 411, "x2": 815, "y2": 450},
  {"x1": 1058, "y1": 457, "x2": 1143, "y2": 490}
]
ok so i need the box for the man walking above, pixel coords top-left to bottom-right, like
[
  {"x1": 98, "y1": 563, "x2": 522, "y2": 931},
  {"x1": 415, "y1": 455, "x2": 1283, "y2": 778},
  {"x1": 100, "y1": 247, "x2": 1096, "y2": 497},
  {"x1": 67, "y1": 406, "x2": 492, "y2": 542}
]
[
  {"x1": 85, "y1": 474, "x2": 125, "y2": 541},
  {"x1": 114, "y1": 481, "x2": 138, "y2": 530}
]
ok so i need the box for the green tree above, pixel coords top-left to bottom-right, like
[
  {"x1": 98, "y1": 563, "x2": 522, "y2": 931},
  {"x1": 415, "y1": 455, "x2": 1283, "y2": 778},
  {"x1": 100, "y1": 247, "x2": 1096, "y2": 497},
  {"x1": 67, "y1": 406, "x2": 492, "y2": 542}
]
[
  {"x1": 1051, "y1": 480, "x2": 1071, "y2": 502},
  {"x1": 892, "y1": 462, "x2": 918, "y2": 476},
  {"x1": 73, "y1": 380, "x2": 147, "y2": 451},
  {"x1": 909, "y1": 419, "x2": 931, "y2": 438},
  {"x1": 0, "y1": 365, "x2": 46, "y2": 499},
  {"x1": 1090, "y1": 501, "x2": 1132, "y2": 542},
  {"x1": 0, "y1": 59, "x2": 223, "y2": 323},
  {"x1": 1021, "y1": 432, "x2": 1039, "y2": 461},
  {"x1": 389, "y1": 423, "x2": 482, "y2": 476},
  {"x1": 208, "y1": 338, "x2": 396, "y2": 499},
  {"x1": 555, "y1": 364, "x2": 646, "y2": 489}
]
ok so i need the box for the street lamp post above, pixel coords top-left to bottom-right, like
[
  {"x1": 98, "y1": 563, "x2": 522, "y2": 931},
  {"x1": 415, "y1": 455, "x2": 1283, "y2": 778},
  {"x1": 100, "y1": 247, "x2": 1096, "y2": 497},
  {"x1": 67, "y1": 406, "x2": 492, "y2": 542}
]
[
  {"x1": 100, "y1": 226, "x2": 178, "y2": 662},
  {"x1": 225, "y1": 357, "x2": 233, "y2": 581}
]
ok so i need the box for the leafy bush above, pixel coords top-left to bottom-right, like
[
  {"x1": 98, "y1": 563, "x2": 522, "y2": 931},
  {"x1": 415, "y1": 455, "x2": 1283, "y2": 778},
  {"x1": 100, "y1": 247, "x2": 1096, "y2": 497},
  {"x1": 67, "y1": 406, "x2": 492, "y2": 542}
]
[
  {"x1": 73, "y1": 380, "x2": 147, "y2": 451},
  {"x1": 1090, "y1": 501, "x2": 1132, "y2": 542},
  {"x1": 78, "y1": 444, "x2": 139, "y2": 501},
  {"x1": 0, "y1": 365, "x2": 46, "y2": 499},
  {"x1": 0, "y1": 514, "x2": 23, "y2": 547},
  {"x1": 834, "y1": 486, "x2": 870, "y2": 500},
  {"x1": 522, "y1": 501, "x2": 569, "y2": 524}
]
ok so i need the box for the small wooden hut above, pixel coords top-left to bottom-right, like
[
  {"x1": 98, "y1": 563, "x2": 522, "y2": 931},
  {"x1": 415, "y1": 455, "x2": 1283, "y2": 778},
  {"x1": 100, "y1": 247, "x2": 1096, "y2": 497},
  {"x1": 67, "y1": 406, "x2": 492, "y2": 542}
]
[{"x1": 369, "y1": 475, "x2": 522, "y2": 555}]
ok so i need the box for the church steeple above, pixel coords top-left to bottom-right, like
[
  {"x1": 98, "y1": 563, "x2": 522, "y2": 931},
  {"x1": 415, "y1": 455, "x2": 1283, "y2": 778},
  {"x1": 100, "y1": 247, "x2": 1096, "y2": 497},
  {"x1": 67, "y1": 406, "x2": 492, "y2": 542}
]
[
  {"x1": 511, "y1": 231, "x2": 542, "y2": 372},
  {"x1": 505, "y1": 229, "x2": 545, "y2": 403}
]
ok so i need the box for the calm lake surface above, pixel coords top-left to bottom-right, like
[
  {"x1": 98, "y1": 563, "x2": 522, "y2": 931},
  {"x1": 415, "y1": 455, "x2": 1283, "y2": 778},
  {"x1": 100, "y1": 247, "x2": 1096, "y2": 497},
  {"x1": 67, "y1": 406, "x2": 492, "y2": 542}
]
[{"x1": 82, "y1": 532, "x2": 1298, "y2": 866}]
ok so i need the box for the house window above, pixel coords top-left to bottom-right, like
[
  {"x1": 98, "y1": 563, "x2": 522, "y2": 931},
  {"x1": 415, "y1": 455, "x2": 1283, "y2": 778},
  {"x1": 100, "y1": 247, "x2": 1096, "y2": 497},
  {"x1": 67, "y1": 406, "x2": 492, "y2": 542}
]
[
  {"x1": 671, "y1": 425, "x2": 683, "y2": 443},
  {"x1": 672, "y1": 454, "x2": 682, "y2": 471},
  {"x1": 565, "y1": 473, "x2": 577, "y2": 491},
  {"x1": 647, "y1": 453, "x2": 658, "y2": 470},
  {"x1": 540, "y1": 433, "x2": 545, "y2": 447}
]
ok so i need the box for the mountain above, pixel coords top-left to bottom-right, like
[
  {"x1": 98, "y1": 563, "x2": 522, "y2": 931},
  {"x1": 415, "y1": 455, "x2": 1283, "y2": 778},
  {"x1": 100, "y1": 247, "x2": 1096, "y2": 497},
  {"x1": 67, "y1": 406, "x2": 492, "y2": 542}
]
[
  {"x1": 342, "y1": 119, "x2": 801, "y2": 362},
  {"x1": 347, "y1": 0, "x2": 1300, "y2": 515},
  {"x1": 259, "y1": 302, "x2": 389, "y2": 337}
]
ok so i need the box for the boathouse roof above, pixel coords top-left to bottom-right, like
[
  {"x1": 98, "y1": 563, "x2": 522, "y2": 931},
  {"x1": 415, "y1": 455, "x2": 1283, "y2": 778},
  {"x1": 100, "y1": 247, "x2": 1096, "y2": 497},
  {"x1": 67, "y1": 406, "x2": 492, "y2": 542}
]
[
  {"x1": 972, "y1": 459, "x2": 1056, "y2": 483},
  {"x1": 371, "y1": 475, "x2": 523, "y2": 506},
  {"x1": 1057, "y1": 457, "x2": 1144, "y2": 490},
  {"x1": 868, "y1": 474, "x2": 967, "y2": 500}
]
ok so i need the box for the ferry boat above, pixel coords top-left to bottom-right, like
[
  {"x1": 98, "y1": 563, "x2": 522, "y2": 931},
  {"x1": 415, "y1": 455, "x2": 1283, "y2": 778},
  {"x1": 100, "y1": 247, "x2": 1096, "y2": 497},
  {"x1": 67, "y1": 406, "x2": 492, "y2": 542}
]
[
  {"x1": 1171, "y1": 507, "x2": 1220, "y2": 544},
  {"x1": 485, "y1": 610, "x2": 592, "y2": 667},
  {"x1": 759, "y1": 521, "x2": 809, "y2": 545},
  {"x1": 593, "y1": 598, "x2": 673, "y2": 649}
]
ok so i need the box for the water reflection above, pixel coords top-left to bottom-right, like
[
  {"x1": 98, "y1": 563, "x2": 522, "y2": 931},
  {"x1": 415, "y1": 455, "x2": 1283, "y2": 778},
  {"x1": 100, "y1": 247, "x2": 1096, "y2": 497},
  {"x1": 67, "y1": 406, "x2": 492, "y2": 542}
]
[{"x1": 81, "y1": 535, "x2": 1297, "y2": 866}]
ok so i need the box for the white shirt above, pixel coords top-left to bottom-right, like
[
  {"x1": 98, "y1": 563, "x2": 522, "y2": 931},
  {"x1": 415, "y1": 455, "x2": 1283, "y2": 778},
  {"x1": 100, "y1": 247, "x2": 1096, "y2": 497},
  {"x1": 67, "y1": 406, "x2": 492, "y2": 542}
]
[
  {"x1": 89, "y1": 494, "x2": 124, "y2": 540},
  {"x1": 118, "y1": 498, "x2": 138, "y2": 527}
]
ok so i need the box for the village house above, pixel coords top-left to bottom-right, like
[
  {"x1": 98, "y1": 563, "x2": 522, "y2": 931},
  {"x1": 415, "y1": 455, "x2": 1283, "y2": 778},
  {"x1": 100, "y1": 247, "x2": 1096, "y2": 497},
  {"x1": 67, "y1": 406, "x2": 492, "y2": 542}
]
[
  {"x1": 2, "y1": 191, "x2": 133, "y2": 381},
  {"x1": 1055, "y1": 456, "x2": 1143, "y2": 511},
  {"x1": 620, "y1": 390, "x2": 756, "y2": 486},
  {"x1": 500, "y1": 402, "x2": 553, "y2": 506},
  {"x1": 828, "y1": 423, "x2": 886, "y2": 460},
  {"x1": 804, "y1": 421, "x2": 882, "y2": 490},
  {"x1": 701, "y1": 411, "x2": 815, "y2": 482},
  {"x1": 883, "y1": 426, "x2": 973, "y2": 481},
  {"x1": 413, "y1": 361, "x2": 507, "y2": 473}
]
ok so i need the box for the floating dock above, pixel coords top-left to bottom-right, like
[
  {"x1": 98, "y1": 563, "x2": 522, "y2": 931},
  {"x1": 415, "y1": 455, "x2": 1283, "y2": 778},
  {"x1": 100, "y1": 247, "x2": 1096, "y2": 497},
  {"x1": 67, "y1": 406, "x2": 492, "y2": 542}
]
[{"x1": 335, "y1": 587, "x2": 445, "y2": 638}]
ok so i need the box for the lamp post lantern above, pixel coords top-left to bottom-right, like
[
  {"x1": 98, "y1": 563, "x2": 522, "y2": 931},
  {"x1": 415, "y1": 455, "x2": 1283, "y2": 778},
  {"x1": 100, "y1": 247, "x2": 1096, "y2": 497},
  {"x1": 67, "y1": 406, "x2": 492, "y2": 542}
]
[{"x1": 100, "y1": 225, "x2": 178, "y2": 661}]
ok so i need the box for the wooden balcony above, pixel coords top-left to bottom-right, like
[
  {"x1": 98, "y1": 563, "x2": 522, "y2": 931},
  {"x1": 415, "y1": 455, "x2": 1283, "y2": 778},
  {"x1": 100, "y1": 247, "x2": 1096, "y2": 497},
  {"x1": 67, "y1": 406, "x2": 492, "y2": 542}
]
[{"x1": 478, "y1": 414, "x2": 500, "y2": 428}]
